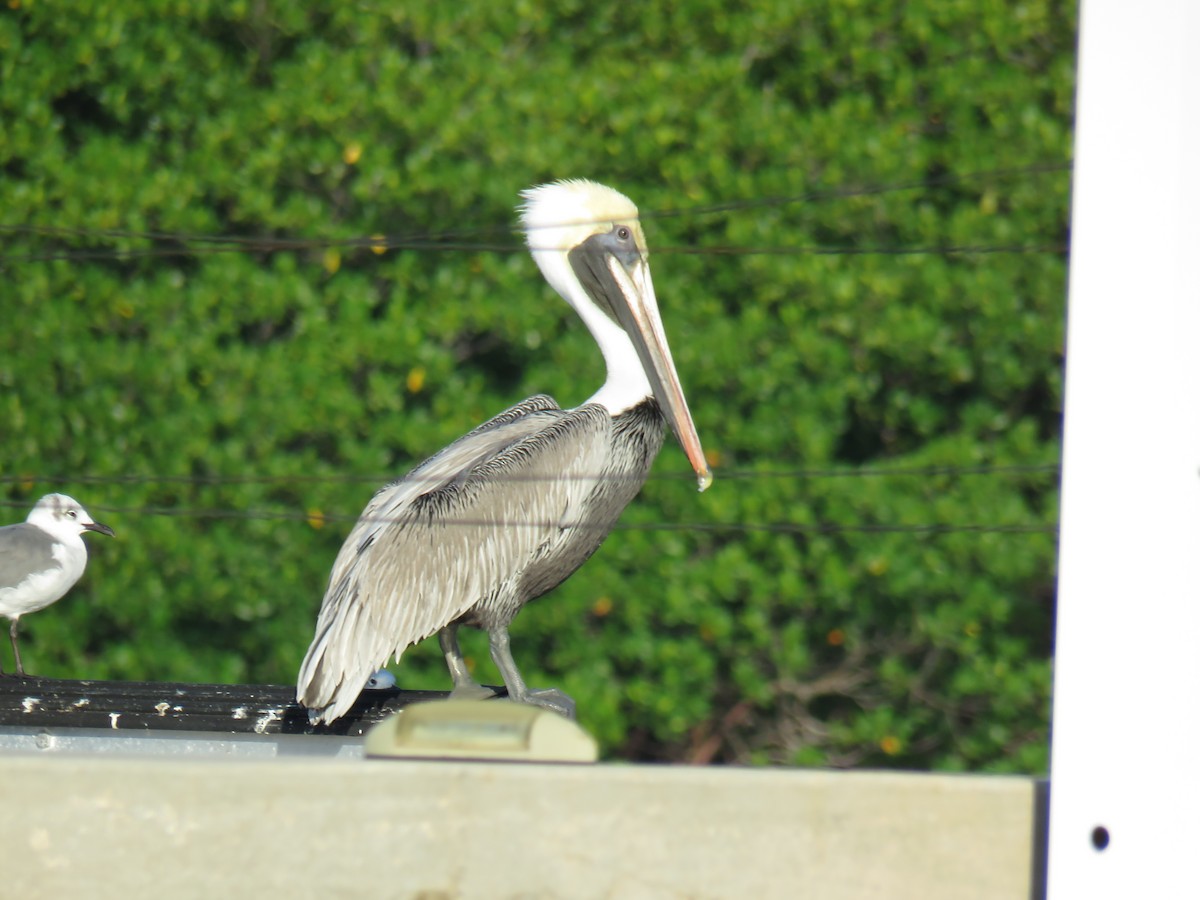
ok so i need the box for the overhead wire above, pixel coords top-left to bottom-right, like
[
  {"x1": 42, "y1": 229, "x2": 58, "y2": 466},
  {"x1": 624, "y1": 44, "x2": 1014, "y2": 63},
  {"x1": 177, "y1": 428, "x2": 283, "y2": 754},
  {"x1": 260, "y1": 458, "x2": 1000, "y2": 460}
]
[
  {"x1": 0, "y1": 461, "x2": 1061, "y2": 538},
  {"x1": 0, "y1": 163, "x2": 1066, "y2": 539},
  {"x1": 0, "y1": 463, "x2": 1059, "y2": 488},
  {"x1": 0, "y1": 497, "x2": 1058, "y2": 538},
  {"x1": 0, "y1": 161, "x2": 1071, "y2": 265}
]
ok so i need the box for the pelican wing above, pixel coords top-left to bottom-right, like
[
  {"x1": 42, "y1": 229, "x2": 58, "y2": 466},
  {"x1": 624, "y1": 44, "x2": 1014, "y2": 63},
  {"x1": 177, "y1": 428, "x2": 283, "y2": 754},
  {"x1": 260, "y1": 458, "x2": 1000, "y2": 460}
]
[{"x1": 297, "y1": 397, "x2": 613, "y2": 721}]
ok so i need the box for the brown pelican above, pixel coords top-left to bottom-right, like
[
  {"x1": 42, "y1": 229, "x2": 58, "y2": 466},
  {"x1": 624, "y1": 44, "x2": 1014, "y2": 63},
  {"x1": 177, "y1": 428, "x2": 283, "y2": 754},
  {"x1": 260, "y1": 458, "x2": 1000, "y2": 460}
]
[{"x1": 297, "y1": 180, "x2": 711, "y2": 724}]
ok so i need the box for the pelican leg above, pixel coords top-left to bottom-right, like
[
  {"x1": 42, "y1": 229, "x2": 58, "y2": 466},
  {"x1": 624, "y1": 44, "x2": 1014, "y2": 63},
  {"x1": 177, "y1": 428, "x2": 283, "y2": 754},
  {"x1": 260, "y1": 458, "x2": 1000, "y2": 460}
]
[
  {"x1": 487, "y1": 626, "x2": 576, "y2": 720},
  {"x1": 438, "y1": 624, "x2": 496, "y2": 701}
]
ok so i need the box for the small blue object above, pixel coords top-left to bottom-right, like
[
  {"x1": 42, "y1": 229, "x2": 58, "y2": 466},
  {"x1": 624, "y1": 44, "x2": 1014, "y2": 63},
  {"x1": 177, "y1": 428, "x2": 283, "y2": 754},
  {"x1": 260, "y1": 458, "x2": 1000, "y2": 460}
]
[{"x1": 364, "y1": 670, "x2": 396, "y2": 690}]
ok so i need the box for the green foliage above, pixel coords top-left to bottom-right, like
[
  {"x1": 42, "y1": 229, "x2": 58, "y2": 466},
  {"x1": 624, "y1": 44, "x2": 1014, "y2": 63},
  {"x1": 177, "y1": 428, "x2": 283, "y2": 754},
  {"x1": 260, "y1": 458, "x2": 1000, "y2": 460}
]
[{"x1": 0, "y1": 0, "x2": 1073, "y2": 771}]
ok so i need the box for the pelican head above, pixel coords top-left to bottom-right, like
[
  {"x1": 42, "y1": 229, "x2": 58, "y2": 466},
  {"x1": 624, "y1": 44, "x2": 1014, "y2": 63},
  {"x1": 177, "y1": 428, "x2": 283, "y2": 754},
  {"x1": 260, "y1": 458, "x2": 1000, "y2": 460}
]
[{"x1": 519, "y1": 179, "x2": 712, "y2": 491}]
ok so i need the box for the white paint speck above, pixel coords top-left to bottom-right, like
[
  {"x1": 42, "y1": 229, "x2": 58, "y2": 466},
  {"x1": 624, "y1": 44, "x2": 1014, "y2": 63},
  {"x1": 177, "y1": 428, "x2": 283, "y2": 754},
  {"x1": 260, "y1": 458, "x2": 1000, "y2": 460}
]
[
  {"x1": 154, "y1": 702, "x2": 170, "y2": 717},
  {"x1": 21, "y1": 697, "x2": 40, "y2": 714},
  {"x1": 232, "y1": 706, "x2": 248, "y2": 720},
  {"x1": 253, "y1": 708, "x2": 281, "y2": 735},
  {"x1": 72, "y1": 698, "x2": 90, "y2": 708},
  {"x1": 109, "y1": 712, "x2": 121, "y2": 729}
]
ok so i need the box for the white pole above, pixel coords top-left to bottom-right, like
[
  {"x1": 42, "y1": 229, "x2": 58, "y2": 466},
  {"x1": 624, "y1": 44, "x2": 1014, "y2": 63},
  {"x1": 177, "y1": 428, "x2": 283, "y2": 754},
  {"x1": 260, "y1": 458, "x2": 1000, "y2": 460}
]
[{"x1": 1049, "y1": 1, "x2": 1200, "y2": 897}]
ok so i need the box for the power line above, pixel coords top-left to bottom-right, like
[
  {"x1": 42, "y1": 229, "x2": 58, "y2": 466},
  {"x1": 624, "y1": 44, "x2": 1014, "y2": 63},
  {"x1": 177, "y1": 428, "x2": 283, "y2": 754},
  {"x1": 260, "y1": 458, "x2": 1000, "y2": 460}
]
[
  {"x1": 0, "y1": 161, "x2": 1071, "y2": 243},
  {"x1": 659, "y1": 243, "x2": 1064, "y2": 257},
  {"x1": 643, "y1": 162, "x2": 1072, "y2": 222},
  {"x1": 0, "y1": 241, "x2": 1068, "y2": 266},
  {"x1": 0, "y1": 162, "x2": 1071, "y2": 265},
  {"x1": 0, "y1": 497, "x2": 1057, "y2": 537},
  {"x1": 0, "y1": 463, "x2": 1059, "y2": 489}
]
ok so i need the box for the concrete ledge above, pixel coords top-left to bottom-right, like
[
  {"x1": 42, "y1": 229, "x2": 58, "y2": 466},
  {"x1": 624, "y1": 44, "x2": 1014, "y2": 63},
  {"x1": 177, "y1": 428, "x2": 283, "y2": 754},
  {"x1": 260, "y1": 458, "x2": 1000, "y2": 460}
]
[{"x1": 2, "y1": 753, "x2": 1043, "y2": 899}]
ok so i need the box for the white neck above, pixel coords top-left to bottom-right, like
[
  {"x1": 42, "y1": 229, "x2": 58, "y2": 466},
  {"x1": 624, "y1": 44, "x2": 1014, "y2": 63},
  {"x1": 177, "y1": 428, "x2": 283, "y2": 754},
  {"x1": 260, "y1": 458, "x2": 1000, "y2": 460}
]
[{"x1": 530, "y1": 248, "x2": 651, "y2": 415}]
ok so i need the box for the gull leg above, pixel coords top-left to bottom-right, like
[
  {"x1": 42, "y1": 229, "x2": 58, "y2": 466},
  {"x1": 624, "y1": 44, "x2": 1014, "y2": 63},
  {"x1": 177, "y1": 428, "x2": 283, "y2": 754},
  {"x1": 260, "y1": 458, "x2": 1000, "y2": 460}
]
[
  {"x1": 438, "y1": 624, "x2": 495, "y2": 701},
  {"x1": 487, "y1": 626, "x2": 575, "y2": 720},
  {"x1": 9, "y1": 618, "x2": 24, "y2": 678}
]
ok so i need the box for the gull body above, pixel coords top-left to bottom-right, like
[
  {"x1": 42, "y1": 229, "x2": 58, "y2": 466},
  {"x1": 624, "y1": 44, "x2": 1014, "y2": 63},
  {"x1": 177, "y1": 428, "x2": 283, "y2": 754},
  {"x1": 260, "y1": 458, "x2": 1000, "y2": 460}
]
[
  {"x1": 0, "y1": 493, "x2": 114, "y2": 676},
  {"x1": 297, "y1": 180, "x2": 711, "y2": 724}
]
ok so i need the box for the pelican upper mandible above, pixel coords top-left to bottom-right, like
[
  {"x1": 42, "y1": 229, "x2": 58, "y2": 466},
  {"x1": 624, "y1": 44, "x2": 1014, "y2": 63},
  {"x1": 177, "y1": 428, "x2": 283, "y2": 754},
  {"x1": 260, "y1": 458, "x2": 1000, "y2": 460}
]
[{"x1": 296, "y1": 179, "x2": 712, "y2": 724}]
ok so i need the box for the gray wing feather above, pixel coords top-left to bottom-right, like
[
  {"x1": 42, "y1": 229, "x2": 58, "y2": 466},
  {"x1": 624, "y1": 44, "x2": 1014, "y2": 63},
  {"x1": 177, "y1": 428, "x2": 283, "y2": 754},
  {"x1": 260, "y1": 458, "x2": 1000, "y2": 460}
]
[
  {"x1": 297, "y1": 398, "x2": 612, "y2": 721},
  {"x1": 0, "y1": 523, "x2": 59, "y2": 591}
]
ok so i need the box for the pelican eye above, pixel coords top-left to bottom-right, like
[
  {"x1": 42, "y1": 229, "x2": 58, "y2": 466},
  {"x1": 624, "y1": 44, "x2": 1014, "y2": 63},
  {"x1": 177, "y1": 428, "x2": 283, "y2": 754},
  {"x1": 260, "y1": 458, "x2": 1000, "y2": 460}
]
[
  {"x1": 615, "y1": 225, "x2": 631, "y2": 241},
  {"x1": 66, "y1": 510, "x2": 77, "y2": 519}
]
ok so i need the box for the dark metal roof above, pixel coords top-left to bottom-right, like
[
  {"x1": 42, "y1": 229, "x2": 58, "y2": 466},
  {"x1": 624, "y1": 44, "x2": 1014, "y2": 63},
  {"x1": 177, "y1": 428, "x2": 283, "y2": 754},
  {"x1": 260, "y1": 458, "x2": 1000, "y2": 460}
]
[{"x1": 0, "y1": 676, "x2": 503, "y2": 737}]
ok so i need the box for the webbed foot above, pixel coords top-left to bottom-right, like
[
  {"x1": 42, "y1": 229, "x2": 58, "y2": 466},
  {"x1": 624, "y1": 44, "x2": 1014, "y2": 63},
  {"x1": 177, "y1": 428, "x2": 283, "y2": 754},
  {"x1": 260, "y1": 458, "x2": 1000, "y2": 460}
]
[{"x1": 510, "y1": 686, "x2": 576, "y2": 720}]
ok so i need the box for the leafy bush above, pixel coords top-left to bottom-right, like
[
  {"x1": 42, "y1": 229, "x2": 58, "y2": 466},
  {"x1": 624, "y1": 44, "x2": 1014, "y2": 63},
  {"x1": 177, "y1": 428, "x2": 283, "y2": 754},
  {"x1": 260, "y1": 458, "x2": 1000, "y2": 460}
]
[{"x1": 0, "y1": 1, "x2": 1073, "y2": 771}]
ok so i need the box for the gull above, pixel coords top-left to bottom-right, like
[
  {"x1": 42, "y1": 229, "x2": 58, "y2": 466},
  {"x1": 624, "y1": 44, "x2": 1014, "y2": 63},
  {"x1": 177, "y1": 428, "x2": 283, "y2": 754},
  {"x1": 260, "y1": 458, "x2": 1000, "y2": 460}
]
[{"x1": 0, "y1": 493, "x2": 114, "y2": 676}]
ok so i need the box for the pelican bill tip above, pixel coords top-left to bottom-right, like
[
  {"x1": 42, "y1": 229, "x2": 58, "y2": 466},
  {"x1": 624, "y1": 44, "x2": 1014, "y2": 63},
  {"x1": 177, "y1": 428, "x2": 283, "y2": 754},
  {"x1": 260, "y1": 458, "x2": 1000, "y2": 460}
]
[{"x1": 697, "y1": 468, "x2": 714, "y2": 493}]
